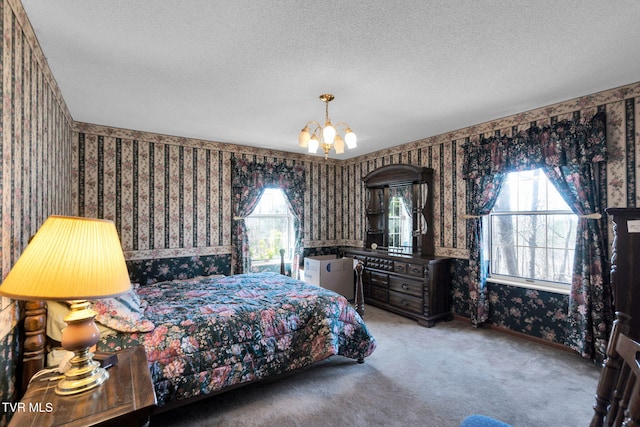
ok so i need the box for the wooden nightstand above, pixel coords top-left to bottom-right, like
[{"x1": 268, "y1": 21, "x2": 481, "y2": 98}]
[{"x1": 9, "y1": 346, "x2": 156, "y2": 427}]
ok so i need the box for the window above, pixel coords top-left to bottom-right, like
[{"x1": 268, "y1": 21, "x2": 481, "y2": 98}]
[
  {"x1": 488, "y1": 169, "x2": 578, "y2": 290},
  {"x1": 245, "y1": 188, "x2": 295, "y2": 266}
]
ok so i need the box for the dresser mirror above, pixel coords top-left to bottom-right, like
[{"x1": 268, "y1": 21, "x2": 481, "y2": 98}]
[
  {"x1": 388, "y1": 185, "x2": 413, "y2": 254},
  {"x1": 363, "y1": 164, "x2": 434, "y2": 256}
]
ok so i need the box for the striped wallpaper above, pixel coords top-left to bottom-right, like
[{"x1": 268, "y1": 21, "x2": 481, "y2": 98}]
[
  {"x1": 343, "y1": 83, "x2": 640, "y2": 259},
  {"x1": 74, "y1": 131, "x2": 230, "y2": 257},
  {"x1": 72, "y1": 123, "x2": 357, "y2": 260},
  {"x1": 0, "y1": 0, "x2": 74, "y2": 419},
  {"x1": 73, "y1": 82, "x2": 640, "y2": 264}
]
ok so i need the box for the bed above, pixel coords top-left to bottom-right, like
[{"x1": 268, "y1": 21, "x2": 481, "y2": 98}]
[{"x1": 22, "y1": 269, "x2": 376, "y2": 412}]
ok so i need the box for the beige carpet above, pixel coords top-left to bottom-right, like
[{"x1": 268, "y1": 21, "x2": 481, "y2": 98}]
[{"x1": 150, "y1": 306, "x2": 600, "y2": 427}]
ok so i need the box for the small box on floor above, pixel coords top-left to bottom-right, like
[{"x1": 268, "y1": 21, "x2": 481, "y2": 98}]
[{"x1": 303, "y1": 255, "x2": 354, "y2": 300}]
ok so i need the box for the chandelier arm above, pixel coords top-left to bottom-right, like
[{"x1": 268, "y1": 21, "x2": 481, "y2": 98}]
[
  {"x1": 333, "y1": 122, "x2": 352, "y2": 132},
  {"x1": 304, "y1": 121, "x2": 323, "y2": 132}
]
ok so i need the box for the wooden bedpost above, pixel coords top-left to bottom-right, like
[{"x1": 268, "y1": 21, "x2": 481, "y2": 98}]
[
  {"x1": 355, "y1": 262, "x2": 366, "y2": 364},
  {"x1": 21, "y1": 300, "x2": 47, "y2": 394},
  {"x1": 279, "y1": 249, "x2": 286, "y2": 275},
  {"x1": 355, "y1": 262, "x2": 365, "y2": 318}
]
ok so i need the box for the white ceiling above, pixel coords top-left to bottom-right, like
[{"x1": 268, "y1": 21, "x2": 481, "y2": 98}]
[{"x1": 21, "y1": 1, "x2": 640, "y2": 159}]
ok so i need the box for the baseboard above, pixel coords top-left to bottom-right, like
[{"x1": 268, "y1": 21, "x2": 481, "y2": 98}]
[{"x1": 452, "y1": 314, "x2": 577, "y2": 355}]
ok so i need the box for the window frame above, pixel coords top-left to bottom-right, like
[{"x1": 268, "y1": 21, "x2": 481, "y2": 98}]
[
  {"x1": 486, "y1": 170, "x2": 577, "y2": 295},
  {"x1": 245, "y1": 188, "x2": 296, "y2": 266}
]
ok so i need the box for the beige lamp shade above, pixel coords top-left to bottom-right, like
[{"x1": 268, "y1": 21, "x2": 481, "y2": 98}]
[{"x1": 0, "y1": 215, "x2": 131, "y2": 301}]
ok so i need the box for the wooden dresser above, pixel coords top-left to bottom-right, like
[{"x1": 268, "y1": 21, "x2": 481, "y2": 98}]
[{"x1": 344, "y1": 248, "x2": 452, "y2": 327}]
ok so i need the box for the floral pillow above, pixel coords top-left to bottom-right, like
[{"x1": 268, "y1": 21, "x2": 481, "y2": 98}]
[
  {"x1": 169, "y1": 274, "x2": 226, "y2": 283},
  {"x1": 91, "y1": 285, "x2": 155, "y2": 333}
]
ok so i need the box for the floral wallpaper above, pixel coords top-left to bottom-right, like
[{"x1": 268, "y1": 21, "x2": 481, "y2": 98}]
[
  {"x1": 0, "y1": 0, "x2": 74, "y2": 424},
  {"x1": 73, "y1": 124, "x2": 354, "y2": 257}
]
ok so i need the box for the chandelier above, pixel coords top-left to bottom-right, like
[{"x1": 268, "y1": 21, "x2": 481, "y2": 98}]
[{"x1": 298, "y1": 94, "x2": 357, "y2": 159}]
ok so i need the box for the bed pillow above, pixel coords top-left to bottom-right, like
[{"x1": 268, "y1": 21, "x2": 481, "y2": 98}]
[
  {"x1": 91, "y1": 287, "x2": 155, "y2": 333},
  {"x1": 168, "y1": 274, "x2": 226, "y2": 284}
]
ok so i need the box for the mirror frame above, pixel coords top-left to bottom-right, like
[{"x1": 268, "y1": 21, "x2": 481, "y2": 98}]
[{"x1": 363, "y1": 164, "x2": 434, "y2": 256}]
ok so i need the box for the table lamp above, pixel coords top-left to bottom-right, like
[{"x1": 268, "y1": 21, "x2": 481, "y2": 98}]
[{"x1": 0, "y1": 215, "x2": 131, "y2": 395}]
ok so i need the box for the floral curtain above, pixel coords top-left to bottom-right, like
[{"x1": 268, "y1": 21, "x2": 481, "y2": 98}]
[
  {"x1": 462, "y1": 111, "x2": 610, "y2": 360},
  {"x1": 464, "y1": 173, "x2": 505, "y2": 326},
  {"x1": 231, "y1": 157, "x2": 306, "y2": 275}
]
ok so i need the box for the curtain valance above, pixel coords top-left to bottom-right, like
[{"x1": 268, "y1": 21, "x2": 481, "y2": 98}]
[
  {"x1": 462, "y1": 111, "x2": 606, "y2": 179},
  {"x1": 232, "y1": 158, "x2": 306, "y2": 192}
]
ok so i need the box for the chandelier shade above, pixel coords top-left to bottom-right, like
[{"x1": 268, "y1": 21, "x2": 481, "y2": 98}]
[{"x1": 298, "y1": 93, "x2": 357, "y2": 159}]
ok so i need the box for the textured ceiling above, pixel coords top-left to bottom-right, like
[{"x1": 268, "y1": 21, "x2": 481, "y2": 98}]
[{"x1": 20, "y1": 0, "x2": 640, "y2": 159}]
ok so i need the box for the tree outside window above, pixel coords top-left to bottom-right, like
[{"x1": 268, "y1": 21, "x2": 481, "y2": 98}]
[
  {"x1": 489, "y1": 169, "x2": 577, "y2": 286},
  {"x1": 245, "y1": 188, "x2": 295, "y2": 268}
]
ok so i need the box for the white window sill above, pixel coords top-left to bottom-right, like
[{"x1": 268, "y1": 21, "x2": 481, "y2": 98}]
[
  {"x1": 486, "y1": 277, "x2": 570, "y2": 295},
  {"x1": 252, "y1": 261, "x2": 282, "y2": 265}
]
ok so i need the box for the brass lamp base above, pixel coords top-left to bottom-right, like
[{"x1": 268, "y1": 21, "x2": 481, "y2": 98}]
[
  {"x1": 56, "y1": 300, "x2": 108, "y2": 395},
  {"x1": 55, "y1": 348, "x2": 109, "y2": 395}
]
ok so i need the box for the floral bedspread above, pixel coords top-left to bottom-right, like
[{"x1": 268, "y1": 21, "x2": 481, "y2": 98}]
[{"x1": 96, "y1": 272, "x2": 377, "y2": 406}]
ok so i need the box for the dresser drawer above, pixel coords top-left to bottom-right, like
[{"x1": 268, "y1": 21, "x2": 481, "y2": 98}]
[
  {"x1": 368, "y1": 271, "x2": 389, "y2": 287},
  {"x1": 394, "y1": 262, "x2": 408, "y2": 274},
  {"x1": 389, "y1": 290, "x2": 423, "y2": 314},
  {"x1": 388, "y1": 276, "x2": 423, "y2": 298},
  {"x1": 394, "y1": 262, "x2": 425, "y2": 278},
  {"x1": 407, "y1": 263, "x2": 424, "y2": 278},
  {"x1": 370, "y1": 285, "x2": 389, "y2": 303},
  {"x1": 367, "y1": 256, "x2": 394, "y2": 271}
]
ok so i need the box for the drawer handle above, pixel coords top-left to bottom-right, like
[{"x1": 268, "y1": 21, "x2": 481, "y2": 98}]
[
  {"x1": 401, "y1": 284, "x2": 409, "y2": 290},
  {"x1": 401, "y1": 299, "x2": 409, "y2": 306}
]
